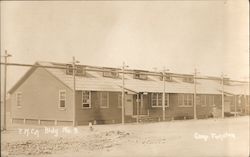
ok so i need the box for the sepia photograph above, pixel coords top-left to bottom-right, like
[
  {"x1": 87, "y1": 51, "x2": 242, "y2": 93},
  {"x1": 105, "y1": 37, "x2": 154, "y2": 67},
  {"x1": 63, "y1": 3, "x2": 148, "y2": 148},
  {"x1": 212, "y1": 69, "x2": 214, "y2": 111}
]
[{"x1": 0, "y1": 0, "x2": 249, "y2": 157}]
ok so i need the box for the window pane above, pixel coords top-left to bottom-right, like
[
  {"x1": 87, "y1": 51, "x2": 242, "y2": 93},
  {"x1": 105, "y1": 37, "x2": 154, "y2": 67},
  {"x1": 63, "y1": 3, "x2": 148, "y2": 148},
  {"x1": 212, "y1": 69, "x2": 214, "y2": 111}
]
[
  {"x1": 82, "y1": 91, "x2": 90, "y2": 108},
  {"x1": 209, "y1": 96, "x2": 214, "y2": 106},
  {"x1": 118, "y1": 94, "x2": 122, "y2": 107},
  {"x1": 152, "y1": 93, "x2": 157, "y2": 106},
  {"x1": 17, "y1": 93, "x2": 22, "y2": 106},
  {"x1": 60, "y1": 100, "x2": 65, "y2": 108},
  {"x1": 165, "y1": 94, "x2": 168, "y2": 106},
  {"x1": 82, "y1": 104, "x2": 90, "y2": 108},
  {"x1": 178, "y1": 94, "x2": 183, "y2": 106},
  {"x1": 182, "y1": 94, "x2": 193, "y2": 106},
  {"x1": 100, "y1": 92, "x2": 108, "y2": 108},
  {"x1": 188, "y1": 95, "x2": 193, "y2": 106},
  {"x1": 158, "y1": 93, "x2": 162, "y2": 106},
  {"x1": 60, "y1": 92, "x2": 66, "y2": 99},
  {"x1": 59, "y1": 91, "x2": 66, "y2": 108},
  {"x1": 201, "y1": 95, "x2": 206, "y2": 106},
  {"x1": 183, "y1": 95, "x2": 188, "y2": 106},
  {"x1": 196, "y1": 95, "x2": 201, "y2": 105}
]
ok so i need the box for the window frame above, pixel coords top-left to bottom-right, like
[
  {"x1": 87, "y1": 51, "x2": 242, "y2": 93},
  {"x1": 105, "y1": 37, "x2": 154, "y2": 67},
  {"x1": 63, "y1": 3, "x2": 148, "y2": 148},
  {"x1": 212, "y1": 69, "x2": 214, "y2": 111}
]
[
  {"x1": 103, "y1": 69, "x2": 119, "y2": 78},
  {"x1": 16, "y1": 92, "x2": 22, "y2": 108},
  {"x1": 200, "y1": 95, "x2": 207, "y2": 107},
  {"x1": 134, "y1": 72, "x2": 148, "y2": 80},
  {"x1": 82, "y1": 91, "x2": 91, "y2": 109},
  {"x1": 100, "y1": 92, "x2": 109, "y2": 109},
  {"x1": 151, "y1": 93, "x2": 169, "y2": 108},
  {"x1": 183, "y1": 77, "x2": 194, "y2": 83},
  {"x1": 178, "y1": 94, "x2": 193, "y2": 107},
  {"x1": 58, "y1": 90, "x2": 66, "y2": 110},
  {"x1": 66, "y1": 64, "x2": 86, "y2": 76},
  {"x1": 197, "y1": 95, "x2": 214, "y2": 107}
]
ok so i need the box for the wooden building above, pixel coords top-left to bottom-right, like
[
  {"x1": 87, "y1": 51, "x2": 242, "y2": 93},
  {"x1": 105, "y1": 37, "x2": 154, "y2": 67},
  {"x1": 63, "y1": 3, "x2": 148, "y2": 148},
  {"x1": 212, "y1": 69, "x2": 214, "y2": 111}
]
[{"x1": 8, "y1": 62, "x2": 249, "y2": 125}]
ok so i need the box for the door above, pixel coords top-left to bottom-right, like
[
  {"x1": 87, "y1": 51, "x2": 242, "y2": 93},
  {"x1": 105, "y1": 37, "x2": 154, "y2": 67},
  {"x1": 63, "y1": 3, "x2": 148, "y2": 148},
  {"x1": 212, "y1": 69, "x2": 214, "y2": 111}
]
[
  {"x1": 125, "y1": 94, "x2": 133, "y2": 116},
  {"x1": 140, "y1": 94, "x2": 148, "y2": 115},
  {"x1": 133, "y1": 94, "x2": 148, "y2": 115}
]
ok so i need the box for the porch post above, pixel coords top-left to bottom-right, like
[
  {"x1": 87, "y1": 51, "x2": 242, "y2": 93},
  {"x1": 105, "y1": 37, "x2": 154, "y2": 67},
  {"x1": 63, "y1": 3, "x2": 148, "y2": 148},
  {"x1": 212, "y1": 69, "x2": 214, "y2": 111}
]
[
  {"x1": 121, "y1": 62, "x2": 125, "y2": 124},
  {"x1": 72, "y1": 57, "x2": 76, "y2": 126},
  {"x1": 162, "y1": 68, "x2": 166, "y2": 121},
  {"x1": 136, "y1": 94, "x2": 139, "y2": 123},
  {"x1": 193, "y1": 68, "x2": 197, "y2": 120},
  {"x1": 234, "y1": 95, "x2": 237, "y2": 117},
  {"x1": 221, "y1": 74, "x2": 225, "y2": 118}
]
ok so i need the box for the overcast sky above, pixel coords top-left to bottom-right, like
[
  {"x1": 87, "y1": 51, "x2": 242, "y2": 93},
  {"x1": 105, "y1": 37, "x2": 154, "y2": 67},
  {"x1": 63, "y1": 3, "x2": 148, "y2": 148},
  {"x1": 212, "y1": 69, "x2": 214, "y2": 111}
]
[{"x1": 1, "y1": 0, "x2": 249, "y2": 91}]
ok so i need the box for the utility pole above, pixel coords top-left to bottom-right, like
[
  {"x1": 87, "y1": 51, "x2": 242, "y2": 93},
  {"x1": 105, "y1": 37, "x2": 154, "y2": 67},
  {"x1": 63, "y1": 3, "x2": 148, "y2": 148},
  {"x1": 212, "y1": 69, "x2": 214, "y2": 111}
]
[
  {"x1": 162, "y1": 67, "x2": 166, "y2": 121},
  {"x1": 193, "y1": 68, "x2": 197, "y2": 120},
  {"x1": 234, "y1": 95, "x2": 237, "y2": 117},
  {"x1": 72, "y1": 57, "x2": 76, "y2": 126},
  {"x1": 121, "y1": 62, "x2": 125, "y2": 124},
  {"x1": 1, "y1": 50, "x2": 12, "y2": 131},
  {"x1": 221, "y1": 73, "x2": 225, "y2": 118},
  {"x1": 136, "y1": 94, "x2": 139, "y2": 123},
  {"x1": 121, "y1": 62, "x2": 129, "y2": 124}
]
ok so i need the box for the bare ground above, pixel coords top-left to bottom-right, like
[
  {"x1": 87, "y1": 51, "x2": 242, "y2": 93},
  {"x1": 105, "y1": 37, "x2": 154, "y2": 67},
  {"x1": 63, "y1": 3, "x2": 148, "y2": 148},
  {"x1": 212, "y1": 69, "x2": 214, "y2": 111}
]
[{"x1": 1, "y1": 116, "x2": 249, "y2": 157}]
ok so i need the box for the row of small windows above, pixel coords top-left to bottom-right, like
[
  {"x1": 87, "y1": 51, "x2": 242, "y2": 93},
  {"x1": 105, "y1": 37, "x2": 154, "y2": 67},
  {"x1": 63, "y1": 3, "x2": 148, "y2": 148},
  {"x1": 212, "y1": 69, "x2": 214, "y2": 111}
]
[
  {"x1": 65, "y1": 66, "x2": 196, "y2": 83},
  {"x1": 64, "y1": 66, "x2": 231, "y2": 85},
  {"x1": 66, "y1": 65, "x2": 86, "y2": 76},
  {"x1": 16, "y1": 91, "x2": 217, "y2": 109}
]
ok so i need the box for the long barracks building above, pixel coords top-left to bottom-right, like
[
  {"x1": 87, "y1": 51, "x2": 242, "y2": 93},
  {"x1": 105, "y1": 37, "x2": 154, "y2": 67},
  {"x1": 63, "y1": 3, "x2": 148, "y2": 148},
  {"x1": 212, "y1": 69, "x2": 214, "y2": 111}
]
[{"x1": 9, "y1": 62, "x2": 249, "y2": 126}]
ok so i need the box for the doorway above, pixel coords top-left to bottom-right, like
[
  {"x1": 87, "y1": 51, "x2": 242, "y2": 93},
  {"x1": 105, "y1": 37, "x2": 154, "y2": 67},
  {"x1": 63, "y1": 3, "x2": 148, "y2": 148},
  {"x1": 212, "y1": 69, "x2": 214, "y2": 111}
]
[{"x1": 125, "y1": 94, "x2": 133, "y2": 116}]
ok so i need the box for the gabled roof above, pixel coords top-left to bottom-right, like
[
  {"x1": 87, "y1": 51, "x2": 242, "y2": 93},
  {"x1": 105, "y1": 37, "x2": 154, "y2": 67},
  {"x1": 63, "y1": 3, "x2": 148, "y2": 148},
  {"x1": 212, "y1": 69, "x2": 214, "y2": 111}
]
[
  {"x1": 8, "y1": 62, "x2": 39, "y2": 94},
  {"x1": 9, "y1": 61, "x2": 249, "y2": 95},
  {"x1": 8, "y1": 62, "x2": 72, "y2": 94}
]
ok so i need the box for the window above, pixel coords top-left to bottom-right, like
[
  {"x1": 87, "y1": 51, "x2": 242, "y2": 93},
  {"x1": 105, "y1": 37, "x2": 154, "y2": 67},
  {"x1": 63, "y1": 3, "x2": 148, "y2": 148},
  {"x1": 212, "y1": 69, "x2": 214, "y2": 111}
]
[
  {"x1": 103, "y1": 68, "x2": 119, "y2": 78},
  {"x1": 151, "y1": 93, "x2": 169, "y2": 107},
  {"x1": 59, "y1": 90, "x2": 66, "y2": 109},
  {"x1": 222, "y1": 78, "x2": 230, "y2": 85},
  {"x1": 183, "y1": 77, "x2": 194, "y2": 83},
  {"x1": 16, "y1": 92, "x2": 22, "y2": 108},
  {"x1": 118, "y1": 93, "x2": 122, "y2": 108},
  {"x1": 100, "y1": 92, "x2": 109, "y2": 108},
  {"x1": 205, "y1": 96, "x2": 210, "y2": 106},
  {"x1": 165, "y1": 75, "x2": 172, "y2": 81},
  {"x1": 66, "y1": 65, "x2": 73, "y2": 75},
  {"x1": 158, "y1": 93, "x2": 163, "y2": 106},
  {"x1": 197, "y1": 95, "x2": 214, "y2": 107},
  {"x1": 208, "y1": 95, "x2": 214, "y2": 106},
  {"x1": 178, "y1": 94, "x2": 193, "y2": 107},
  {"x1": 152, "y1": 93, "x2": 158, "y2": 107},
  {"x1": 134, "y1": 72, "x2": 148, "y2": 80},
  {"x1": 196, "y1": 95, "x2": 201, "y2": 105},
  {"x1": 200, "y1": 95, "x2": 206, "y2": 107},
  {"x1": 82, "y1": 91, "x2": 91, "y2": 108},
  {"x1": 178, "y1": 94, "x2": 184, "y2": 106},
  {"x1": 66, "y1": 64, "x2": 86, "y2": 76},
  {"x1": 184, "y1": 94, "x2": 193, "y2": 106},
  {"x1": 160, "y1": 74, "x2": 172, "y2": 82}
]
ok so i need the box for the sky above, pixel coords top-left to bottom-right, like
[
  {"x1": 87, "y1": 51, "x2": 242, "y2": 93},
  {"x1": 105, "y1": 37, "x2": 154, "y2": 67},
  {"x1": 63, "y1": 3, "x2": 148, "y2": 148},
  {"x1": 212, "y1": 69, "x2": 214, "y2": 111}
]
[{"x1": 0, "y1": 0, "x2": 249, "y2": 92}]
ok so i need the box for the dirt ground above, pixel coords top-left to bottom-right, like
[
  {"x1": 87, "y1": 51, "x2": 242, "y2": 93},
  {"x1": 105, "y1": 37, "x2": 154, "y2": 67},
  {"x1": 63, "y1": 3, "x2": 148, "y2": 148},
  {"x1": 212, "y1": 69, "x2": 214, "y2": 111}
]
[{"x1": 1, "y1": 116, "x2": 249, "y2": 157}]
